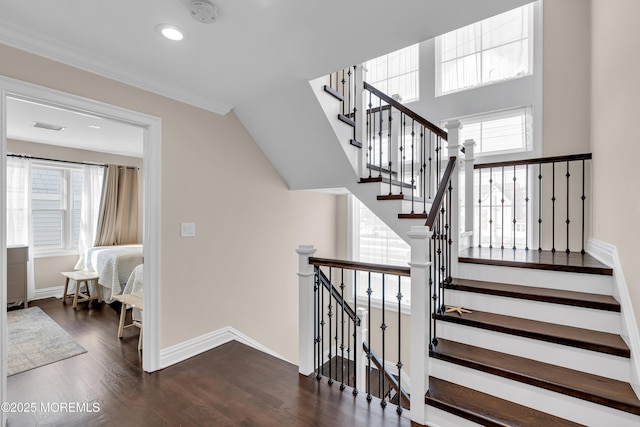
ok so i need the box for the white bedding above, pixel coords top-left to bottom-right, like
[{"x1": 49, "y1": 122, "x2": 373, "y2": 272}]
[{"x1": 80, "y1": 244, "x2": 143, "y2": 302}]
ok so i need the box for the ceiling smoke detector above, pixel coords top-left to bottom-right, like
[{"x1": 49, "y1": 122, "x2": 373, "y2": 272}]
[{"x1": 190, "y1": 1, "x2": 217, "y2": 23}]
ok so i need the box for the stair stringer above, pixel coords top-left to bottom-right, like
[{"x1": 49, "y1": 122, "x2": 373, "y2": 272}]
[{"x1": 588, "y1": 238, "x2": 640, "y2": 400}]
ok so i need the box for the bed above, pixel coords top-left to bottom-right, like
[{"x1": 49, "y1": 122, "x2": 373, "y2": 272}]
[{"x1": 78, "y1": 244, "x2": 143, "y2": 302}]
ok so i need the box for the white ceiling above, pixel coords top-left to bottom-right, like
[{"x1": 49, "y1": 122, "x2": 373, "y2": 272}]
[
  {"x1": 0, "y1": 0, "x2": 532, "y2": 156},
  {"x1": 7, "y1": 97, "x2": 144, "y2": 158}
]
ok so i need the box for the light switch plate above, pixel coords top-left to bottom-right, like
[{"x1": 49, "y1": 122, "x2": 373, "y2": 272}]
[{"x1": 181, "y1": 222, "x2": 196, "y2": 237}]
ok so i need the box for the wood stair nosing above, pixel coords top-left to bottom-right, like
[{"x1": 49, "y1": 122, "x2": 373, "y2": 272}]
[
  {"x1": 377, "y1": 193, "x2": 427, "y2": 203},
  {"x1": 446, "y1": 278, "x2": 621, "y2": 312},
  {"x1": 323, "y1": 85, "x2": 344, "y2": 101},
  {"x1": 358, "y1": 176, "x2": 415, "y2": 190},
  {"x1": 458, "y1": 256, "x2": 613, "y2": 276},
  {"x1": 434, "y1": 309, "x2": 630, "y2": 358},
  {"x1": 398, "y1": 213, "x2": 427, "y2": 219},
  {"x1": 338, "y1": 113, "x2": 355, "y2": 127},
  {"x1": 430, "y1": 338, "x2": 640, "y2": 416},
  {"x1": 425, "y1": 377, "x2": 583, "y2": 427}
]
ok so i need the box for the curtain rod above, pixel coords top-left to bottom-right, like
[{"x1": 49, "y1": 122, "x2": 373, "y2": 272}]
[{"x1": 7, "y1": 153, "x2": 139, "y2": 170}]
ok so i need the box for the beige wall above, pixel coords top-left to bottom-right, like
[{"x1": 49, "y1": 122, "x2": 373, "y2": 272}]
[
  {"x1": 590, "y1": 0, "x2": 640, "y2": 322},
  {"x1": 7, "y1": 139, "x2": 144, "y2": 290},
  {"x1": 0, "y1": 43, "x2": 340, "y2": 363},
  {"x1": 542, "y1": 0, "x2": 591, "y2": 157}
]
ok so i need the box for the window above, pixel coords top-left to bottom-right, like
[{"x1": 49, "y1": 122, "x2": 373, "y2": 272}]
[
  {"x1": 31, "y1": 163, "x2": 83, "y2": 253},
  {"x1": 351, "y1": 196, "x2": 411, "y2": 308},
  {"x1": 436, "y1": 3, "x2": 533, "y2": 95},
  {"x1": 457, "y1": 107, "x2": 532, "y2": 156},
  {"x1": 364, "y1": 44, "x2": 420, "y2": 103}
]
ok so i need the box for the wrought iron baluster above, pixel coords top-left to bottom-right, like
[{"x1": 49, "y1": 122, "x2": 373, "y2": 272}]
[
  {"x1": 327, "y1": 268, "x2": 333, "y2": 384},
  {"x1": 513, "y1": 165, "x2": 517, "y2": 250},
  {"x1": 339, "y1": 269, "x2": 345, "y2": 390},
  {"x1": 396, "y1": 275, "x2": 403, "y2": 414},
  {"x1": 428, "y1": 134, "x2": 433, "y2": 199},
  {"x1": 478, "y1": 169, "x2": 482, "y2": 247},
  {"x1": 421, "y1": 128, "x2": 427, "y2": 214},
  {"x1": 565, "y1": 160, "x2": 571, "y2": 253},
  {"x1": 525, "y1": 165, "x2": 529, "y2": 250},
  {"x1": 552, "y1": 162, "x2": 556, "y2": 253},
  {"x1": 410, "y1": 120, "x2": 416, "y2": 213},
  {"x1": 367, "y1": 92, "x2": 372, "y2": 178},
  {"x1": 501, "y1": 166, "x2": 505, "y2": 249},
  {"x1": 399, "y1": 113, "x2": 405, "y2": 195},
  {"x1": 381, "y1": 274, "x2": 387, "y2": 408},
  {"x1": 366, "y1": 272, "x2": 372, "y2": 402},
  {"x1": 538, "y1": 163, "x2": 542, "y2": 251},
  {"x1": 489, "y1": 168, "x2": 493, "y2": 249},
  {"x1": 319, "y1": 267, "x2": 325, "y2": 379},
  {"x1": 581, "y1": 159, "x2": 586, "y2": 254},
  {"x1": 388, "y1": 105, "x2": 393, "y2": 195},
  {"x1": 341, "y1": 70, "x2": 346, "y2": 116},
  {"x1": 352, "y1": 270, "x2": 358, "y2": 395},
  {"x1": 447, "y1": 179, "x2": 453, "y2": 285},
  {"x1": 378, "y1": 97, "x2": 383, "y2": 176}
]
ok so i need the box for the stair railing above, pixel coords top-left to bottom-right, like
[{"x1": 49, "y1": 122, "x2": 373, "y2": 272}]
[
  {"x1": 473, "y1": 153, "x2": 592, "y2": 253},
  {"x1": 297, "y1": 250, "x2": 411, "y2": 415},
  {"x1": 325, "y1": 67, "x2": 449, "y2": 213}
]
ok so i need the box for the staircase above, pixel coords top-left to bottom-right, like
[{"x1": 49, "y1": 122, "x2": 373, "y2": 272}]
[{"x1": 312, "y1": 68, "x2": 640, "y2": 426}]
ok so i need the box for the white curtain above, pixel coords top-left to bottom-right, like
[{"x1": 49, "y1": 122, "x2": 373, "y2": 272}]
[
  {"x1": 6, "y1": 157, "x2": 35, "y2": 299},
  {"x1": 74, "y1": 164, "x2": 105, "y2": 270}
]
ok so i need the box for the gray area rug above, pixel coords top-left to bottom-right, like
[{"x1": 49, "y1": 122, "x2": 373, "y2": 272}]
[{"x1": 7, "y1": 306, "x2": 87, "y2": 376}]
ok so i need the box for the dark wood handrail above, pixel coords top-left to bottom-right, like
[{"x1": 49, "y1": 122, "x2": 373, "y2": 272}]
[
  {"x1": 426, "y1": 157, "x2": 457, "y2": 228},
  {"x1": 310, "y1": 257, "x2": 410, "y2": 277},
  {"x1": 475, "y1": 153, "x2": 592, "y2": 169},
  {"x1": 364, "y1": 82, "x2": 447, "y2": 140},
  {"x1": 363, "y1": 341, "x2": 410, "y2": 408},
  {"x1": 316, "y1": 268, "x2": 360, "y2": 325}
]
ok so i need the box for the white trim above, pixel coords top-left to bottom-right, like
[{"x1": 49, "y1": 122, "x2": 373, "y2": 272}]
[
  {"x1": 0, "y1": 22, "x2": 231, "y2": 116},
  {"x1": 0, "y1": 76, "x2": 163, "y2": 421},
  {"x1": 1, "y1": 87, "x2": 8, "y2": 427},
  {"x1": 31, "y1": 286, "x2": 65, "y2": 301},
  {"x1": 159, "y1": 326, "x2": 291, "y2": 369},
  {"x1": 587, "y1": 238, "x2": 640, "y2": 398}
]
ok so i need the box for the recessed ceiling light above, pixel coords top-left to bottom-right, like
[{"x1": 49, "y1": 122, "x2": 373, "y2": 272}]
[
  {"x1": 155, "y1": 24, "x2": 185, "y2": 41},
  {"x1": 88, "y1": 124, "x2": 101, "y2": 130}
]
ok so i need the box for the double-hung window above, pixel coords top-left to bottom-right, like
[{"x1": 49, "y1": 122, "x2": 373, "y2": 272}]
[
  {"x1": 364, "y1": 44, "x2": 420, "y2": 103},
  {"x1": 31, "y1": 163, "x2": 83, "y2": 254},
  {"x1": 458, "y1": 107, "x2": 533, "y2": 156},
  {"x1": 351, "y1": 196, "x2": 411, "y2": 310},
  {"x1": 436, "y1": 3, "x2": 533, "y2": 96}
]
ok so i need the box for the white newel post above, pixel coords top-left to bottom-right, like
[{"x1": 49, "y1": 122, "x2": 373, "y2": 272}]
[
  {"x1": 445, "y1": 120, "x2": 462, "y2": 278},
  {"x1": 354, "y1": 64, "x2": 367, "y2": 178},
  {"x1": 408, "y1": 226, "x2": 432, "y2": 425},
  {"x1": 463, "y1": 139, "x2": 477, "y2": 249},
  {"x1": 355, "y1": 307, "x2": 368, "y2": 393},
  {"x1": 297, "y1": 245, "x2": 317, "y2": 376}
]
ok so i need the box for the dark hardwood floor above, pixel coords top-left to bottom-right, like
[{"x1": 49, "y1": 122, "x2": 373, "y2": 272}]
[{"x1": 7, "y1": 298, "x2": 415, "y2": 426}]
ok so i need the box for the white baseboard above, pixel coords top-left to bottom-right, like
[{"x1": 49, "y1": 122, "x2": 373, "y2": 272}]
[
  {"x1": 159, "y1": 326, "x2": 291, "y2": 369},
  {"x1": 588, "y1": 238, "x2": 640, "y2": 398},
  {"x1": 31, "y1": 285, "x2": 64, "y2": 301}
]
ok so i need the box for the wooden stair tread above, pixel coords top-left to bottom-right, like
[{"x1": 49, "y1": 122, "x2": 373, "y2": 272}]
[
  {"x1": 398, "y1": 213, "x2": 427, "y2": 219},
  {"x1": 323, "y1": 85, "x2": 343, "y2": 101},
  {"x1": 431, "y1": 339, "x2": 640, "y2": 415},
  {"x1": 377, "y1": 193, "x2": 427, "y2": 203},
  {"x1": 426, "y1": 377, "x2": 583, "y2": 427},
  {"x1": 359, "y1": 176, "x2": 414, "y2": 189},
  {"x1": 338, "y1": 113, "x2": 355, "y2": 127},
  {"x1": 459, "y1": 247, "x2": 613, "y2": 275},
  {"x1": 447, "y1": 278, "x2": 620, "y2": 312},
  {"x1": 434, "y1": 308, "x2": 630, "y2": 357}
]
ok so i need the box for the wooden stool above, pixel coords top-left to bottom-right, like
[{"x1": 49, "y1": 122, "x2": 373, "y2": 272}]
[
  {"x1": 61, "y1": 271, "x2": 102, "y2": 309},
  {"x1": 113, "y1": 291, "x2": 144, "y2": 351}
]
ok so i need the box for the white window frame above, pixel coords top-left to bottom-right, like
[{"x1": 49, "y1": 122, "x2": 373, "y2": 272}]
[
  {"x1": 348, "y1": 195, "x2": 411, "y2": 314},
  {"x1": 31, "y1": 161, "x2": 83, "y2": 257},
  {"x1": 364, "y1": 44, "x2": 420, "y2": 103},
  {"x1": 455, "y1": 106, "x2": 533, "y2": 158},
  {"x1": 435, "y1": 3, "x2": 534, "y2": 96}
]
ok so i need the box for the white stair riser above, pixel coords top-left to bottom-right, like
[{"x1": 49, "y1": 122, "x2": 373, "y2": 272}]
[
  {"x1": 458, "y1": 262, "x2": 614, "y2": 295},
  {"x1": 430, "y1": 359, "x2": 640, "y2": 426},
  {"x1": 445, "y1": 289, "x2": 621, "y2": 334},
  {"x1": 437, "y1": 322, "x2": 631, "y2": 382},
  {"x1": 425, "y1": 406, "x2": 483, "y2": 427}
]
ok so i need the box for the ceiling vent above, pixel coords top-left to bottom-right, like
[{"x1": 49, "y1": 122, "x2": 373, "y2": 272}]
[
  {"x1": 190, "y1": 1, "x2": 217, "y2": 23},
  {"x1": 33, "y1": 121, "x2": 65, "y2": 132}
]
